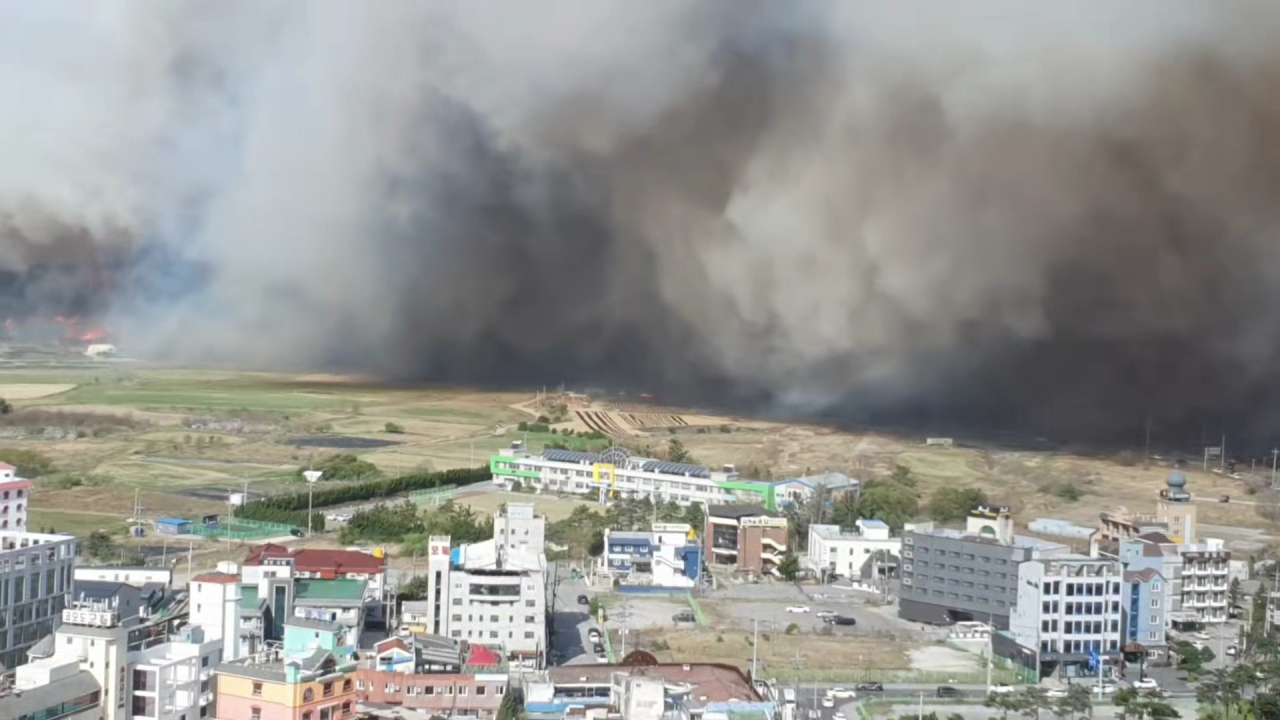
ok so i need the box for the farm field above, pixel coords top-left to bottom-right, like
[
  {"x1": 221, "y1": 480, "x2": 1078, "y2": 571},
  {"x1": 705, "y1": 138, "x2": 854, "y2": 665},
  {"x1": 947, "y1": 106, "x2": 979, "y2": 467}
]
[{"x1": 0, "y1": 361, "x2": 1274, "y2": 563}]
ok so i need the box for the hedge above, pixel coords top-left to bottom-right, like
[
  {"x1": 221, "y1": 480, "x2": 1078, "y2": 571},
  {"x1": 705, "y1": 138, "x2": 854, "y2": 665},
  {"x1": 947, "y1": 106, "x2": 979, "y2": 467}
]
[{"x1": 235, "y1": 466, "x2": 490, "y2": 533}]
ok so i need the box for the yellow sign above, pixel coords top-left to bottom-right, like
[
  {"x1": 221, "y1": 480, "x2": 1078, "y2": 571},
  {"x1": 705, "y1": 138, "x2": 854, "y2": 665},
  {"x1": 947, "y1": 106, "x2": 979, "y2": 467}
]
[{"x1": 593, "y1": 462, "x2": 616, "y2": 487}]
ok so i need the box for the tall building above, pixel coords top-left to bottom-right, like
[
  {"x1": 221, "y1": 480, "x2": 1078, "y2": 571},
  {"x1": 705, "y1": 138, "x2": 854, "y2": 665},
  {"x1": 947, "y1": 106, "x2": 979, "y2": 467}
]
[
  {"x1": 0, "y1": 529, "x2": 77, "y2": 671},
  {"x1": 0, "y1": 464, "x2": 32, "y2": 531},
  {"x1": 704, "y1": 506, "x2": 788, "y2": 576},
  {"x1": 490, "y1": 443, "x2": 778, "y2": 509},
  {"x1": 190, "y1": 572, "x2": 245, "y2": 661},
  {"x1": 1179, "y1": 540, "x2": 1231, "y2": 624},
  {"x1": 408, "y1": 504, "x2": 547, "y2": 666},
  {"x1": 128, "y1": 626, "x2": 222, "y2": 720},
  {"x1": 1009, "y1": 555, "x2": 1126, "y2": 678},
  {"x1": 898, "y1": 507, "x2": 1068, "y2": 629},
  {"x1": 1118, "y1": 533, "x2": 1184, "y2": 624},
  {"x1": 213, "y1": 622, "x2": 359, "y2": 720},
  {"x1": 354, "y1": 635, "x2": 510, "y2": 718},
  {"x1": 807, "y1": 519, "x2": 901, "y2": 583},
  {"x1": 12, "y1": 595, "x2": 131, "y2": 720},
  {"x1": 1123, "y1": 568, "x2": 1170, "y2": 662}
]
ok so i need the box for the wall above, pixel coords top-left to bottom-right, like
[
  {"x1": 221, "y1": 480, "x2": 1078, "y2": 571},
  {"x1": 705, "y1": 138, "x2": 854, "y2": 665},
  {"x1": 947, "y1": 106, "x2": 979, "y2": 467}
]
[
  {"x1": 898, "y1": 532, "x2": 1028, "y2": 627},
  {"x1": 355, "y1": 668, "x2": 506, "y2": 716}
]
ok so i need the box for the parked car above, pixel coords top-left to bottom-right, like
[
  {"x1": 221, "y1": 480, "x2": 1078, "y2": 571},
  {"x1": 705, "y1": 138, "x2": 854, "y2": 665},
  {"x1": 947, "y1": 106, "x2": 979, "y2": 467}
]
[
  {"x1": 785, "y1": 605, "x2": 811, "y2": 614},
  {"x1": 828, "y1": 688, "x2": 856, "y2": 699},
  {"x1": 1132, "y1": 678, "x2": 1160, "y2": 691},
  {"x1": 595, "y1": 655, "x2": 608, "y2": 664},
  {"x1": 855, "y1": 683, "x2": 884, "y2": 692},
  {"x1": 833, "y1": 713, "x2": 847, "y2": 720},
  {"x1": 988, "y1": 685, "x2": 1015, "y2": 695},
  {"x1": 1194, "y1": 631, "x2": 1212, "y2": 641},
  {"x1": 1227, "y1": 644, "x2": 1239, "y2": 657},
  {"x1": 1046, "y1": 688, "x2": 1068, "y2": 699},
  {"x1": 672, "y1": 611, "x2": 696, "y2": 623},
  {"x1": 821, "y1": 696, "x2": 835, "y2": 708},
  {"x1": 935, "y1": 686, "x2": 963, "y2": 698},
  {"x1": 825, "y1": 616, "x2": 857, "y2": 626},
  {"x1": 1092, "y1": 684, "x2": 1117, "y2": 696},
  {"x1": 816, "y1": 610, "x2": 838, "y2": 618},
  {"x1": 587, "y1": 628, "x2": 602, "y2": 642},
  {"x1": 578, "y1": 594, "x2": 590, "y2": 605},
  {"x1": 289, "y1": 528, "x2": 305, "y2": 537}
]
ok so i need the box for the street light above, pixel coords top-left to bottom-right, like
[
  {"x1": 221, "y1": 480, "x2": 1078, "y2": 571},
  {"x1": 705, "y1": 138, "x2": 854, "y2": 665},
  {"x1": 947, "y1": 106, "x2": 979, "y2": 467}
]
[{"x1": 304, "y1": 470, "x2": 323, "y2": 536}]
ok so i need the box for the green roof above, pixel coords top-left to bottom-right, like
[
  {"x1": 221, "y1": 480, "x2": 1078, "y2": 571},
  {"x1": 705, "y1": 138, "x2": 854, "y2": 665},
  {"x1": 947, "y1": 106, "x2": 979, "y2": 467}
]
[
  {"x1": 240, "y1": 586, "x2": 260, "y2": 610},
  {"x1": 294, "y1": 578, "x2": 367, "y2": 602}
]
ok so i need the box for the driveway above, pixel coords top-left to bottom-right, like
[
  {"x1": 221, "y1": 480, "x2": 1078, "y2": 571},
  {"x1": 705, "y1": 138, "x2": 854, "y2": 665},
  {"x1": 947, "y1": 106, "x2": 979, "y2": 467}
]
[{"x1": 548, "y1": 562, "x2": 603, "y2": 665}]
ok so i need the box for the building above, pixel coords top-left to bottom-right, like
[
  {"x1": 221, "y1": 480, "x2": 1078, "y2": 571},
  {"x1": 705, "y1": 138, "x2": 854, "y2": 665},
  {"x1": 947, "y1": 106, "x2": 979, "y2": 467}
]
[
  {"x1": 1179, "y1": 540, "x2": 1231, "y2": 624},
  {"x1": 601, "y1": 523, "x2": 701, "y2": 588},
  {"x1": 770, "y1": 472, "x2": 860, "y2": 508},
  {"x1": 191, "y1": 572, "x2": 246, "y2": 661},
  {"x1": 292, "y1": 579, "x2": 368, "y2": 649},
  {"x1": 214, "y1": 622, "x2": 359, "y2": 720},
  {"x1": 704, "y1": 506, "x2": 788, "y2": 576},
  {"x1": 74, "y1": 566, "x2": 174, "y2": 587},
  {"x1": 898, "y1": 507, "x2": 1069, "y2": 629},
  {"x1": 807, "y1": 519, "x2": 900, "y2": 582},
  {"x1": 1123, "y1": 568, "x2": 1170, "y2": 662},
  {"x1": 0, "y1": 464, "x2": 32, "y2": 531},
  {"x1": 522, "y1": 663, "x2": 768, "y2": 720},
  {"x1": 62, "y1": 579, "x2": 190, "y2": 655},
  {"x1": 354, "y1": 635, "x2": 510, "y2": 718},
  {"x1": 1009, "y1": 555, "x2": 1126, "y2": 678},
  {"x1": 0, "y1": 530, "x2": 77, "y2": 672},
  {"x1": 1093, "y1": 469, "x2": 1199, "y2": 555},
  {"x1": 490, "y1": 442, "x2": 777, "y2": 509},
  {"x1": 494, "y1": 502, "x2": 545, "y2": 556},
  {"x1": 411, "y1": 504, "x2": 547, "y2": 666},
  {"x1": 128, "y1": 625, "x2": 222, "y2": 720},
  {"x1": 241, "y1": 545, "x2": 387, "y2": 623},
  {"x1": 155, "y1": 518, "x2": 192, "y2": 536},
  {"x1": 1118, "y1": 533, "x2": 1184, "y2": 627}
]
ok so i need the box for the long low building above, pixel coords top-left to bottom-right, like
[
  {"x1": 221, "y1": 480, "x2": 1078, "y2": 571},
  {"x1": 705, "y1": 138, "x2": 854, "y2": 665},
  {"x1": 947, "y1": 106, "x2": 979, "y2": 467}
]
[{"x1": 490, "y1": 442, "x2": 777, "y2": 509}]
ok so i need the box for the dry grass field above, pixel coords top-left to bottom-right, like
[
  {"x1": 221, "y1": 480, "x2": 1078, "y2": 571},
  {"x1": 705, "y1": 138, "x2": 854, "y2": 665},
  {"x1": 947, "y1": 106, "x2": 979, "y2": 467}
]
[{"x1": 0, "y1": 361, "x2": 1274, "y2": 558}]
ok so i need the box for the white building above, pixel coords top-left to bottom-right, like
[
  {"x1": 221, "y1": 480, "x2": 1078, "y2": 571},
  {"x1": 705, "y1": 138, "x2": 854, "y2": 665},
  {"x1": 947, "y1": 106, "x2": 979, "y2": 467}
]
[
  {"x1": 74, "y1": 566, "x2": 173, "y2": 588},
  {"x1": 0, "y1": 530, "x2": 77, "y2": 672},
  {"x1": 128, "y1": 626, "x2": 221, "y2": 720},
  {"x1": 602, "y1": 523, "x2": 701, "y2": 588},
  {"x1": 0, "y1": 464, "x2": 31, "y2": 531},
  {"x1": 495, "y1": 502, "x2": 545, "y2": 556},
  {"x1": 15, "y1": 596, "x2": 133, "y2": 719},
  {"x1": 1179, "y1": 540, "x2": 1231, "y2": 624},
  {"x1": 771, "y1": 472, "x2": 860, "y2": 508},
  {"x1": 1010, "y1": 555, "x2": 1125, "y2": 678},
  {"x1": 189, "y1": 571, "x2": 244, "y2": 661},
  {"x1": 490, "y1": 443, "x2": 777, "y2": 509},
  {"x1": 807, "y1": 520, "x2": 900, "y2": 581},
  {"x1": 408, "y1": 503, "x2": 547, "y2": 666}
]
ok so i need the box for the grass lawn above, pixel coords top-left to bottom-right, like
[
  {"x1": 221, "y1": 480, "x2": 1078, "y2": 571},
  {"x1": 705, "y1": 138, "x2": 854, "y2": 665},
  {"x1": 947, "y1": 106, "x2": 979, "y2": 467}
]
[
  {"x1": 455, "y1": 489, "x2": 591, "y2": 522},
  {"x1": 28, "y1": 508, "x2": 129, "y2": 536}
]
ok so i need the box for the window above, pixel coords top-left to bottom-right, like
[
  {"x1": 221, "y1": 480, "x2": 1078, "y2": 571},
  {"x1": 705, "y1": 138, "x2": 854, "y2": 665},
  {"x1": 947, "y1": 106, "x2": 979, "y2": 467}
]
[
  {"x1": 490, "y1": 631, "x2": 498, "y2": 638},
  {"x1": 477, "y1": 686, "x2": 487, "y2": 696},
  {"x1": 425, "y1": 686, "x2": 435, "y2": 696},
  {"x1": 453, "y1": 598, "x2": 463, "y2": 605},
  {"x1": 252, "y1": 682, "x2": 263, "y2": 697},
  {"x1": 526, "y1": 600, "x2": 536, "y2": 607},
  {"x1": 525, "y1": 631, "x2": 535, "y2": 639},
  {"x1": 1152, "y1": 581, "x2": 1161, "y2": 591},
  {"x1": 342, "y1": 702, "x2": 351, "y2": 716},
  {"x1": 1149, "y1": 614, "x2": 1159, "y2": 624},
  {"x1": 303, "y1": 713, "x2": 313, "y2": 720},
  {"x1": 201, "y1": 656, "x2": 209, "y2": 667},
  {"x1": 459, "y1": 686, "x2": 469, "y2": 696},
  {"x1": 1150, "y1": 598, "x2": 1159, "y2": 608},
  {"x1": 251, "y1": 708, "x2": 262, "y2": 720},
  {"x1": 452, "y1": 614, "x2": 463, "y2": 622},
  {"x1": 343, "y1": 679, "x2": 352, "y2": 692},
  {"x1": 525, "y1": 615, "x2": 536, "y2": 623},
  {"x1": 304, "y1": 688, "x2": 315, "y2": 702}
]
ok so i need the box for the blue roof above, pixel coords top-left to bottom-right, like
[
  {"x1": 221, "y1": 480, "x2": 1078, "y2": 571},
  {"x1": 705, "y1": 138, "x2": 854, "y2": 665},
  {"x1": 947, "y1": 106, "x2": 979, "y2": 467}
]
[
  {"x1": 156, "y1": 518, "x2": 190, "y2": 525},
  {"x1": 860, "y1": 519, "x2": 889, "y2": 528}
]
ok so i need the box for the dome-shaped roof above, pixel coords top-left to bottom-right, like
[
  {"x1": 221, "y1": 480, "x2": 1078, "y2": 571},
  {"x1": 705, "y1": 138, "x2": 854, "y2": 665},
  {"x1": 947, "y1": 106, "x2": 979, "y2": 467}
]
[{"x1": 1166, "y1": 469, "x2": 1187, "y2": 489}]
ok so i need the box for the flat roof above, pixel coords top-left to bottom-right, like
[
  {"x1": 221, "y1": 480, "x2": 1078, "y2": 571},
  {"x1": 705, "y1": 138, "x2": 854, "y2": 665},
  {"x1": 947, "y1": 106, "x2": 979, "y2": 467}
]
[
  {"x1": 295, "y1": 578, "x2": 367, "y2": 602},
  {"x1": 546, "y1": 663, "x2": 758, "y2": 706}
]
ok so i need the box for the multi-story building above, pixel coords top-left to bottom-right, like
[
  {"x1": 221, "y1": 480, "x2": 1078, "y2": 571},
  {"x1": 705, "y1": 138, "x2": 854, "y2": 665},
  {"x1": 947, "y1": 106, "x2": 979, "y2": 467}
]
[
  {"x1": 490, "y1": 442, "x2": 778, "y2": 509},
  {"x1": 0, "y1": 464, "x2": 32, "y2": 531},
  {"x1": 191, "y1": 572, "x2": 246, "y2": 661},
  {"x1": 704, "y1": 506, "x2": 788, "y2": 576},
  {"x1": 1093, "y1": 469, "x2": 1199, "y2": 556},
  {"x1": 770, "y1": 472, "x2": 860, "y2": 509},
  {"x1": 411, "y1": 503, "x2": 547, "y2": 666},
  {"x1": 898, "y1": 507, "x2": 1068, "y2": 629},
  {"x1": 1123, "y1": 568, "x2": 1170, "y2": 662},
  {"x1": 601, "y1": 524, "x2": 702, "y2": 588},
  {"x1": 292, "y1": 579, "x2": 368, "y2": 649},
  {"x1": 12, "y1": 595, "x2": 131, "y2": 720},
  {"x1": 241, "y1": 545, "x2": 387, "y2": 623},
  {"x1": 1009, "y1": 556, "x2": 1126, "y2": 678},
  {"x1": 494, "y1": 502, "x2": 544, "y2": 556},
  {"x1": 129, "y1": 625, "x2": 222, "y2": 720},
  {"x1": 1180, "y1": 541, "x2": 1231, "y2": 624},
  {"x1": 807, "y1": 519, "x2": 900, "y2": 583},
  {"x1": 66, "y1": 578, "x2": 190, "y2": 654},
  {"x1": 1118, "y1": 532, "x2": 1184, "y2": 627},
  {"x1": 354, "y1": 635, "x2": 510, "y2": 718},
  {"x1": 214, "y1": 622, "x2": 359, "y2": 720},
  {"x1": 0, "y1": 529, "x2": 77, "y2": 671},
  {"x1": 522, "y1": 663, "x2": 768, "y2": 719}
]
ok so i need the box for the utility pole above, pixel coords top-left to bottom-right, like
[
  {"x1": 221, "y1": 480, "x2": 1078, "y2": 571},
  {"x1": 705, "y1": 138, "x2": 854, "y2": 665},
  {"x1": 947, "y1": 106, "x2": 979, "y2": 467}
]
[
  {"x1": 1144, "y1": 413, "x2": 1152, "y2": 457},
  {"x1": 751, "y1": 618, "x2": 759, "y2": 680},
  {"x1": 985, "y1": 612, "x2": 994, "y2": 693},
  {"x1": 917, "y1": 691, "x2": 925, "y2": 720},
  {"x1": 1221, "y1": 434, "x2": 1227, "y2": 472},
  {"x1": 1272, "y1": 449, "x2": 1278, "y2": 488}
]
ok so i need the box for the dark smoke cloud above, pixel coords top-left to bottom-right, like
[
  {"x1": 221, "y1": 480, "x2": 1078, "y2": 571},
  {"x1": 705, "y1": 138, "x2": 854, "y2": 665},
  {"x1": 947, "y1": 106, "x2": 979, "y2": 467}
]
[{"x1": 5, "y1": 1, "x2": 1280, "y2": 446}]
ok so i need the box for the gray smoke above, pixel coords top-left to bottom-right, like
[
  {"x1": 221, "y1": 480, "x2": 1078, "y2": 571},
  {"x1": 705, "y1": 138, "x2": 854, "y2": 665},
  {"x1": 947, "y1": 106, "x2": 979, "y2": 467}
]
[{"x1": 4, "y1": 1, "x2": 1280, "y2": 443}]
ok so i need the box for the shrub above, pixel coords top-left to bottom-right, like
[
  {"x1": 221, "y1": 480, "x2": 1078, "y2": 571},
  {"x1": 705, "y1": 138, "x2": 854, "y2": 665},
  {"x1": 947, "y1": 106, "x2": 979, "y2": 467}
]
[
  {"x1": 785, "y1": 623, "x2": 800, "y2": 635},
  {"x1": 1053, "y1": 483, "x2": 1082, "y2": 502},
  {"x1": 0, "y1": 449, "x2": 55, "y2": 478},
  {"x1": 517, "y1": 421, "x2": 528, "y2": 431},
  {"x1": 715, "y1": 635, "x2": 724, "y2": 643},
  {"x1": 384, "y1": 422, "x2": 405, "y2": 434}
]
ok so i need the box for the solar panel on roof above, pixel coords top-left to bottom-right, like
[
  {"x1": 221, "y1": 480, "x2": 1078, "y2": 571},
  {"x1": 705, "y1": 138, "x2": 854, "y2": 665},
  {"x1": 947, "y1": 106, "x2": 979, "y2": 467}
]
[
  {"x1": 543, "y1": 448, "x2": 602, "y2": 464},
  {"x1": 641, "y1": 460, "x2": 710, "y2": 478}
]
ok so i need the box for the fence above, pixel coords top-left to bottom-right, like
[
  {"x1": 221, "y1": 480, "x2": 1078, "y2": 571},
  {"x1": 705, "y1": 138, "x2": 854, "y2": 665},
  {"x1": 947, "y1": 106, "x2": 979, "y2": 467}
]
[
  {"x1": 762, "y1": 667, "x2": 1032, "y2": 685},
  {"x1": 685, "y1": 592, "x2": 708, "y2": 628},
  {"x1": 190, "y1": 516, "x2": 298, "y2": 541},
  {"x1": 409, "y1": 485, "x2": 458, "y2": 506}
]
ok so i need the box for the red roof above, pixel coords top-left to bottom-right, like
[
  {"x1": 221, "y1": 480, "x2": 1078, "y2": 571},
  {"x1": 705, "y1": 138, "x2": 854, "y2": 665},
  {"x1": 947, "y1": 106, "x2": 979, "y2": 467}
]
[
  {"x1": 191, "y1": 572, "x2": 239, "y2": 584},
  {"x1": 466, "y1": 644, "x2": 502, "y2": 667},
  {"x1": 0, "y1": 462, "x2": 15, "y2": 470},
  {"x1": 243, "y1": 545, "x2": 386, "y2": 574}
]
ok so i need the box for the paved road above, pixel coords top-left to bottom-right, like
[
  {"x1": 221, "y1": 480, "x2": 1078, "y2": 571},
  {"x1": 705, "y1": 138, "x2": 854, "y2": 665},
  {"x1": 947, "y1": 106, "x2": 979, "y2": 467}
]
[{"x1": 547, "y1": 562, "x2": 604, "y2": 665}]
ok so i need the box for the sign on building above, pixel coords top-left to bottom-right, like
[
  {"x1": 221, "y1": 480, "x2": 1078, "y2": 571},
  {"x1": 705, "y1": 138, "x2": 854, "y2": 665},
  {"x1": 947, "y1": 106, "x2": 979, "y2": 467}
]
[
  {"x1": 740, "y1": 517, "x2": 788, "y2": 529},
  {"x1": 62, "y1": 608, "x2": 119, "y2": 627}
]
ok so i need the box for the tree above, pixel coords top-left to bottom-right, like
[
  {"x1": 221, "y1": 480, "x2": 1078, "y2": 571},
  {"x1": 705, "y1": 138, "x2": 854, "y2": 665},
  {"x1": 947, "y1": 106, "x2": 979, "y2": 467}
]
[
  {"x1": 853, "y1": 481, "x2": 920, "y2": 529},
  {"x1": 682, "y1": 503, "x2": 705, "y2": 531},
  {"x1": 778, "y1": 553, "x2": 801, "y2": 581},
  {"x1": 1115, "y1": 689, "x2": 1180, "y2": 720},
  {"x1": 1054, "y1": 684, "x2": 1092, "y2": 720},
  {"x1": 1231, "y1": 578, "x2": 1243, "y2": 610},
  {"x1": 384, "y1": 422, "x2": 405, "y2": 434},
  {"x1": 497, "y1": 685, "x2": 525, "y2": 720},
  {"x1": 986, "y1": 691, "x2": 1023, "y2": 720},
  {"x1": 889, "y1": 464, "x2": 916, "y2": 487},
  {"x1": 1018, "y1": 686, "x2": 1053, "y2": 720},
  {"x1": 84, "y1": 530, "x2": 116, "y2": 561},
  {"x1": 925, "y1": 487, "x2": 989, "y2": 522},
  {"x1": 0, "y1": 397, "x2": 11, "y2": 414},
  {"x1": 668, "y1": 438, "x2": 691, "y2": 463}
]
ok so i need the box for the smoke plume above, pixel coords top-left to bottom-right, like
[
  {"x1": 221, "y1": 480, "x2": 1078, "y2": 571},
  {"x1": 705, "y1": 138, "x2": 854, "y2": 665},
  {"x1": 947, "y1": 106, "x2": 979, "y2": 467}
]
[{"x1": 4, "y1": 1, "x2": 1280, "y2": 444}]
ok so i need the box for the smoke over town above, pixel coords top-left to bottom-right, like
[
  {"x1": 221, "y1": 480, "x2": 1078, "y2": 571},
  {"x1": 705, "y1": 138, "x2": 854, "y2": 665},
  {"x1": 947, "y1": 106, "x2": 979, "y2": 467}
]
[{"x1": 3, "y1": 1, "x2": 1280, "y2": 443}]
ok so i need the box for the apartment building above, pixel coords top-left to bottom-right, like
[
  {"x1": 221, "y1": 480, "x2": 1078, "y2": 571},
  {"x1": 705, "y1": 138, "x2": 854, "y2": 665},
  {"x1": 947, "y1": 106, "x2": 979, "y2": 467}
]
[
  {"x1": 0, "y1": 529, "x2": 77, "y2": 672},
  {"x1": 1118, "y1": 533, "x2": 1184, "y2": 626},
  {"x1": 899, "y1": 508, "x2": 1068, "y2": 629},
  {"x1": 601, "y1": 524, "x2": 702, "y2": 588},
  {"x1": 522, "y1": 663, "x2": 765, "y2": 719},
  {"x1": 214, "y1": 622, "x2": 359, "y2": 720},
  {"x1": 241, "y1": 545, "x2": 387, "y2": 623},
  {"x1": 354, "y1": 635, "x2": 509, "y2": 718},
  {"x1": 129, "y1": 625, "x2": 221, "y2": 720},
  {"x1": 771, "y1": 472, "x2": 860, "y2": 508},
  {"x1": 412, "y1": 503, "x2": 547, "y2": 666},
  {"x1": 807, "y1": 519, "x2": 900, "y2": 583},
  {"x1": 11, "y1": 595, "x2": 131, "y2": 720},
  {"x1": 1093, "y1": 469, "x2": 1200, "y2": 556},
  {"x1": 0, "y1": 464, "x2": 32, "y2": 531},
  {"x1": 704, "y1": 506, "x2": 788, "y2": 576},
  {"x1": 1009, "y1": 556, "x2": 1126, "y2": 678},
  {"x1": 490, "y1": 442, "x2": 778, "y2": 509},
  {"x1": 1123, "y1": 568, "x2": 1170, "y2": 662},
  {"x1": 1180, "y1": 541, "x2": 1231, "y2": 624}
]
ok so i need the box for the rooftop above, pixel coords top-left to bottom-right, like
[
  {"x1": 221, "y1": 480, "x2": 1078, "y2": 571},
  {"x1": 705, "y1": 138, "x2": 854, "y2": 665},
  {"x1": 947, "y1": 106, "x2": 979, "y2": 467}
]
[
  {"x1": 918, "y1": 526, "x2": 1067, "y2": 553},
  {"x1": 707, "y1": 505, "x2": 775, "y2": 520},
  {"x1": 294, "y1": 578, "x2": 368, "y2": 603},
  {"x1": 244, "y1": 544, "x2": 386, "y2": 574},
  {"x1": 545, "y1": 663, "x2": 758, "y2": 706},
  {"x1": 7, "y1": 670, "x2": 99, "y2": 715},
  {"x1": 192, "y1": 572, "x2": 239, "y2": 584},
  {"x1": 774, "y1": 471, "x2": 859, "y2": 490},
  {"x1": 607, "y1": 531, "x2": 653, "y2": 543}
]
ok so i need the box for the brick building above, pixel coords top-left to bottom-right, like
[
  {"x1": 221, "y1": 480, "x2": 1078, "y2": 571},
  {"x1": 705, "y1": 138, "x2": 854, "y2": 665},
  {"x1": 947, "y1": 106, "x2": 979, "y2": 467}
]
[
  {"x1": 354, "y1": 636, "x2": 509, "y2": 718},
  {"x1": 704, "y1": 505, "x2": 788, "y2": 575}
]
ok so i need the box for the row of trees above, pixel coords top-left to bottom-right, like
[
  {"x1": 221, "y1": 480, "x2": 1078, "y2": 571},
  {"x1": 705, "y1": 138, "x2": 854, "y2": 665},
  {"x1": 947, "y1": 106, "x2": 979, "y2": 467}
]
[
  {"x1": 338, "y1": 500, "x2": 493, "y2": 546},
  {"x1": 546, "y1": 497, "x2": 705, "y2": 560},
  {"x1": 984, "y1": 685, "x2": 1178, "y2": 720},
  {"x1": 291, "y1": 453, "x2": 381, "y2": 482}
]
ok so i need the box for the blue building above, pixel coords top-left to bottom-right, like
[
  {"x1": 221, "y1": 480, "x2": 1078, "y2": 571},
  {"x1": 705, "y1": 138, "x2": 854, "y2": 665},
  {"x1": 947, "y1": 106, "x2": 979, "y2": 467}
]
[
  {"x1": 1123, "y1": 568, "x2": 1169, "y2": 662},
  {"x1": 603, "y1": 524, "x2": 701, "y2": 588}
]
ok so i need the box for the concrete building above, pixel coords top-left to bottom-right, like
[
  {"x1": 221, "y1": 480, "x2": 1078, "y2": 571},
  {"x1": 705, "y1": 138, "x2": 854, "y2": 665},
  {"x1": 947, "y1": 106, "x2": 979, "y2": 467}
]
[
  {"x1": 899, "y1": 507, "x2": 1069, "y2": 629},
  {"x1": 0, "y1": 529, "x2": 77, "y2": 672},
  {"x1": 214, "y1": 622, "x2": 359, "y2": 720},
  {"x1": 494, "y1": 502, "x2": 544, "y2": 557},
  {"x1": 61, "y1": 579, "x2": 189, "y2": 655},
  {"x1": 1118, "y1": 533, "x2": 1184, "y2": 627},
  {"x1": 1180, "y1": 540, "x2": 1231, "y2": 624},
  {"x1": 74, "y1": 566, "x2": 173, "y2": 588},
  {"x1": 354, "y1": 635, "x2": 509, "y2": 718},
  {"x1": 522, "y1": 663, "x2": 768, "y2": 720},
  {"x1": 1093, "y1": 469, "x2": 1199, "y2": 555},
  {"x1": 490, "y1": 442, "x2": 778, "y2": 509},
  {"x1": 601, "y1": 524, "x2": 701, "y2": 588},
  {"x1": 241, "y1": 545, "x2": 387, "y2": 624},
  {"x1": 292, "y1": 579, "x2": 367, "y2": 649},
  {"x1": 410, "y1": 504, "x2": 547, "y2": 666},
  {"x1": 0, "y1": 464, "x2": 32, "y2": 531},
  {"x1": 770, "y1": 472, "x2": 860, "y2": 508},
  {"x1": 807, "y1": 519, "x2": 900, "y2": 582},
  {"x1": 704, "y1": 506, "x2": 788, "y2": 576},
  {"x1": 1123, "y1": 568, "x2": 1170, "y2": 662},
  {"x1": 191, "y1": 572, "x2": 245, "y2": 661},
  {"x1": 1009, "y1": 555, "x2": 1126, "y2": 678},
  {"x1": 128, "y1": 625, "x2": 222, "y2": 720}
]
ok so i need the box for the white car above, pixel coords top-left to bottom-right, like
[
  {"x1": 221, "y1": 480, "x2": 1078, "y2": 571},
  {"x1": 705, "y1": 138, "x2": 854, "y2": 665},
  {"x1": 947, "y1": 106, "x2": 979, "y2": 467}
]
[
  {"x1": 988, "y1": 685, "x2": 1015, "y2": 695},
  {"x1": 1194, "y1": 631, "x2": 1212, "y2": 641},
  {"x1": 828, "y1": 688, "x2": 856, "y2": 699},
  {"x1": 834, "y1": 713, "x2": 847, "y2": 720},
  {"x1": 821, "y1": 696, "x2": 835, "y2": 708},
  {"x1": 1092, "y1": 684, "x2": 1117, "y2": 696},
  {"x1": 1046, "y1": 688, "x2": 1068, "y2": 699},
  {"x1": 785, "y1": 605, "x2": 811, "y2": 614},
  {"x1": 1132, "y1": 678, "x2": 1159, "y2": 691},
  {"x1": 816, "y1": 610, "x2": 838, "y2": 618}
]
